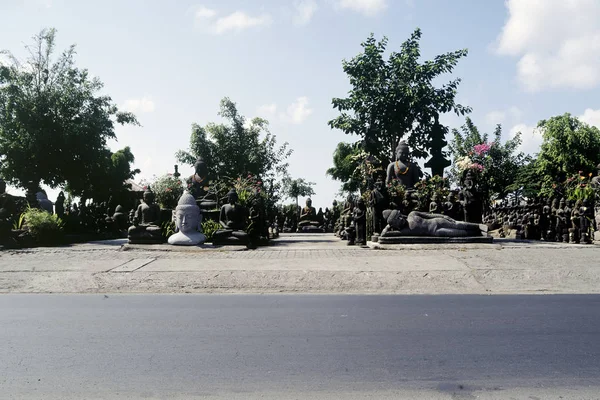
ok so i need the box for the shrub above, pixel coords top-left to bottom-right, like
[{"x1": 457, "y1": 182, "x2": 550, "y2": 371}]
[
  {"x1": 201, "y1": 219, "x2": 221, "y2": 242},
  {"x1": 23, "y1": 208, "x2": 64, "y2": 244}
]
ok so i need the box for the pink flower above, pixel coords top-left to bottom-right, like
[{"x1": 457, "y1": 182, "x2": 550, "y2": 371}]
[
  {"x1": 473, "y1": 143, "x2": 492, "y2": 156},
  {"x1": 471, "y1": 163, "x2": 484, "y2": 172}
]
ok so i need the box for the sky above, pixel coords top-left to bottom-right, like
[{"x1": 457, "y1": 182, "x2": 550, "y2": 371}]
[{"x1": 1, "y1": 0, "x2": 599, "y2": 209}]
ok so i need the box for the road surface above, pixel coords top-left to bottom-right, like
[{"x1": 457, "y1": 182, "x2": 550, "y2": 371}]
[{"x1": 1, "y1": 294, "x2": 600, "y2": 399}]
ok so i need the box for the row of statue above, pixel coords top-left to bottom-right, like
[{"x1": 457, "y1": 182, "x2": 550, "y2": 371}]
[{"x1": 485, "y1": 197, "x2": 598, "y2": 244}]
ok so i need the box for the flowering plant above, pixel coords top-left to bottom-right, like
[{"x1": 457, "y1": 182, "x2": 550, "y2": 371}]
[
  {"x1": 149, "y1": 174, "x2": 184, "y2": 209},
  {"x1": 386, "y1": 179, "x2": 406, "y2": 201},
  {"x1": 559, "y1": 171, "x2": 596, "y2": 201}
]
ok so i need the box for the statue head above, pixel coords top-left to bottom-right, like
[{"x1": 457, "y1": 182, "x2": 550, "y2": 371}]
[
  {"x1": 143, "y1": 187, "x2": 155, "y2": 204},
  {"x1": 194, "y1": 157, "x2": 208, "y2": 177},
  {"x1": 306, "y1": 198, "x2": 312, "y2": 208},
  {"x1": 395, "y1": 140, "x2": 410, "y2": 162},
  {"x1": 559, "y1": 197, "x2": 566, "y2": 209},
  {"x1": 597, "y1": 163, "x2": 600, "y2": 174},
  {"x1": 114, "y1": 205, "x2": 124, "y2": 214},
  {"x1": 227, "y1": 189, "x2": 238, "y2": 205},
  {"x1": 175, "y1": 191, "x2": 201, "y2": 233}
]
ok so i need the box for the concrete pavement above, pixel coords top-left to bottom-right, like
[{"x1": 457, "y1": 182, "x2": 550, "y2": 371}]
[{"x1": 1, "y1": 233, "x2": 599, "y2": 294}]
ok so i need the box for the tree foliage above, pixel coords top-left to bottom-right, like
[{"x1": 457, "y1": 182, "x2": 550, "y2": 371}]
[
  {"x1": 282, "y1": 177, "x2": 316, "y2": 207},
  {"x1": 326, "y1": 141, "x2": 363, "y2": 194},
  {"x1": 448, "y1": 117, "x2": 529, "y2": 199},
  {"x1": 535, "y1": 113, "x2": 600, "y2": 195},
  {"x1": 328, "y1": 29, "x2": 471, "y2": 164},
  {"x1": 176, "y1": 97, "x2": 292, "y2": 186},
  {"x1": 0, "y1": 28, "x2": 139, "y2": 196}
]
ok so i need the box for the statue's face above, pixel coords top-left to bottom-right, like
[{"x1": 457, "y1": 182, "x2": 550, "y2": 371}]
[
  {"x1": 396, "y1": 149, "x2": 409, "y2": 162},
  {"x1": 143, "y1": 192, "x2": 155, "y2": 204},
  {"x1": 175, "y1": 208, "x2": 200, "y2": 233},
  {"x1": 228, "y1": 193, "x2": 238, "y2": 205},
  {"x1": 194, "y1": 161, "x2": 208, "y2": 177},
  {"x1": 306, "y1": 199, "x2": 312, "y2": 207}
]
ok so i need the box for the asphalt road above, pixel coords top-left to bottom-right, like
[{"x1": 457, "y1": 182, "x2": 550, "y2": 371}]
[{"x1": 1, "y1": 294, "x2": 600, "y2": 399}]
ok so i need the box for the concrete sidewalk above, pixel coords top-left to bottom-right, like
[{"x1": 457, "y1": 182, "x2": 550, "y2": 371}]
[{"x1": 1, "y1": 233, "x2": 599, "y2": 294}]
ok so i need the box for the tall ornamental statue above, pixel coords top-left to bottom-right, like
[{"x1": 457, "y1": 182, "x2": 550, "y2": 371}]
[{"x1": 385, "y1": 140, "x2": 423, "y2": 189}]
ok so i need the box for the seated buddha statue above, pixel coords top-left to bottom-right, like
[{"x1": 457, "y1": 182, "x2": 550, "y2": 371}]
[
  {"x1": 128, "y1": 186, "x2": 163, "y2": 244},
  {"x1": 385, "y1": 140, "x2": 423, "y2": 190},
  {"x1": 168, "y1": 191, "x2": 206, "y2": 246},
  {"x1": 297, "y1": 198, "x2": 321, "y2": 231},
  {"x1": 188, "y1": 157, "x2": 218, "y2": 211},
  {"x1": 213, "y1": 189, "x2": 249, "y2": 245}
]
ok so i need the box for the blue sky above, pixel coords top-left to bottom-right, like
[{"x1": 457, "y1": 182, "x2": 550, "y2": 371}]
[{"x1": 1, "y1": 0, "x2": 599, "y2": 208}]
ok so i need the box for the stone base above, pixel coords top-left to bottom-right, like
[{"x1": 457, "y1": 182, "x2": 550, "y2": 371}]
[
  {"x1": 297, "y1": 226, "x2": 325, "y2": 233},
  {"x1": 377, "y1": 235, "x2": 493, "y2": 244},
  {"x1": 212, "y1": 237, "x2": 247, "y2": 246},
  {"x1": 595, "y1": 231, "x2": 600, "y2": 242},
  {"x1": 128, "y1": 238, "x2": 164, "y2": 245}
]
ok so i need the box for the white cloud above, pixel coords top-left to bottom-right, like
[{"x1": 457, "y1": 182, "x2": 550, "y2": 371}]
[
  {"x1": 580, "y1": 108, "x2": 600, "y2": 128},
  {"x1": 495, "y1": 0, "x2": 600, "y2": 92},
  {"x1": 283, "y1": 96, "x2": 313, "y2": 124},
  {"x1": 257, "y1": 103, "x2": 277, "y2": 117},
  {"x1": 122, "y1": 97, "x2": 156, "y2": 114},
  {"x1": 195, "y1": 5, "x2": 216, "y2": 19},
  {"x1": 336, "y1": 0, "x2": 387, "y2": 16},
  {"x1": 509, "y1": 123, "x2": 542, "y2": 156},
  {"x1": 485, "y1": 111, "x2": 506, "y2": 125},
  {"x1": 293, "y1": 0, "x2": 318, "y2": 25},
  {"x1": 194, "y1": 7, "x2": 272, "y2": 35},
  {"x1": 213, "y1": 11, "x2": 272, "y2": 34}
]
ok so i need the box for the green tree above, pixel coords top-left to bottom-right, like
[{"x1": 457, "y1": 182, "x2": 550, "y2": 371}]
[
  {"x1": 0, "y1": 28, "x2": 139, "y2": 197},
  {"x1": 448, "y1": 117, "x2": 529, "y2": 199},
  {"x1": 282, "y1": 177, "x2": 316, "y2": 209},
  {"x1": 328, "y1": 29, "x2": 471, "y2": 165},
  {"x1": 176, "y1": 97, "x2": 292, "y2": 186},
  {"x1": 536, "y1": 113, "x2": 600, "y2": 195},
  {"x1": 326, "y1": 141, "x2": 363, "y2": 194}
]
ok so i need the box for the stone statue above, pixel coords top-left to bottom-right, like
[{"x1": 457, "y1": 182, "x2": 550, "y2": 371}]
[
  {"x1": 0, "y1": 179, "x2": 16, "y2": 241},
  {"x1": 353, "y1": 197, "x2": 367, "y2": 245},
  {"x1": 298, "y1": 198, "x2": 321, "y2": 231},
  {"x1": 591, "y1": 163, "x2": 600, "y2": 189},
  {"x1": 189, "y1": 157, "x2": 217, "y2": 210},
  {"x1": 55, "y1": 191, "x2": 65, "y2": 219},
  {"x1": 128, "y1": 186, "x2": 163, "y2": 244},
  {"x1": 385, "y1": 140, "x2": 423, "y2": 189},
  {"x1": 36, "y1": 191, "x2": 53, "y2": 214},
  {"x1": 168, "y1": 191, "x2": 205, "y2": 246},
  {"x1": 381, "y1": 210, "x2": 488, "y2": 237},
  {"x1": 213, "y1": 189, "x2": 248, "y2": 245},
  {"x1": 111, "y1": 205, "x2": 128, "y2": 236},
  {"x1": 459, "y1": 170, "x2": 483, "y2": 223},
  {"x1": 369, "y1": 176, "x2": 388, "y2": 235}
]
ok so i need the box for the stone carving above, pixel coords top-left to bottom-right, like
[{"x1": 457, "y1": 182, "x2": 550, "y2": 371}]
[
  {"x1": 36, "y1": 191, "x2": 53, "y2": 214},
  {"x1": 128, "y1": 186, "x2": 163, "y2": 244},
  {"x1": 213, "y1": 189, "x2": 248, "y2": 245},
  {"x1": 298, "y1": 198, "x2": 322, "y2": 231},
  {"x1": 381, "y1": 210, "x2": 488, "y2": 237},
  {"x1": 168, "y1": 191, "x2": 205, "y2": 246},
  {"x1": 353, "y1": 197, "x2": 367, "y2": 245},
  {"x1": 385, "y1": 140, "x2": 423, "y2": 189},
  {"x1": 459, "y1": 170, "x2": 483, "y2": 223},
  {"x1": 54, "y1": 191, "x2": 65, "y2": 219},
  {"x1": 189, "y1": 157, "x2": 217, "y2": 211}
]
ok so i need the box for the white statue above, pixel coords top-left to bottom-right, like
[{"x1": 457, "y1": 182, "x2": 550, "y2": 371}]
[{"x1": 168, "y1": 191, "x2": 206, "y2": 246}]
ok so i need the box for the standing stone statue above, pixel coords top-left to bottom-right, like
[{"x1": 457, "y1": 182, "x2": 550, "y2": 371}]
[
  {"x1": 459, "y1": 170, "x2": 483, "y2": 223},
  {"x1": 168, "y1": 191, "x2": 205, "y2": 246},
  {"x1": 385, "y1": 140, "x2": 423, "y2": 189},
  {"x1": 353, "y1": 198, "x2": 367, "y2": 246},
  {"x1": 54, "y1": 191, "x2": 65, "y2": 219}
]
